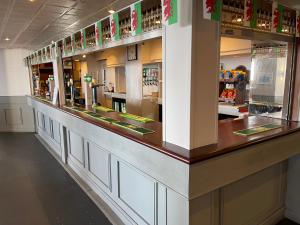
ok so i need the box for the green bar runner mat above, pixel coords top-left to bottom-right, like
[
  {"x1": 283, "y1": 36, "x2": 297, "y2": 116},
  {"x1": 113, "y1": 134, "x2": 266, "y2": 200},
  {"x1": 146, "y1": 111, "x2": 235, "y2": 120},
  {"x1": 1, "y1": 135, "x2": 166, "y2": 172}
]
[
  {"x1": 84, "y1": 111, "x2": 118, "y2": 123},
  {"x1": 66, "y1": 106, "x2": 89, "y2": 113},
  {"x1": 234, "y1": 123, "x2": 282, "y2": 137},
  {"x1": 119, "y1": 113, "x2": 154, "y2": 123},
  {"x1": 92, "y1": 105, "x2": 114, "y2": 112},
  {"x1": 112, "y1": 121, "x2": 155, "y2": 135},
  {"x1": 67, "y1": 107, "x2": 118, "y2": 124},
  {"x1": 36, "y1": 97, "x2": 51, "y2": 103}
]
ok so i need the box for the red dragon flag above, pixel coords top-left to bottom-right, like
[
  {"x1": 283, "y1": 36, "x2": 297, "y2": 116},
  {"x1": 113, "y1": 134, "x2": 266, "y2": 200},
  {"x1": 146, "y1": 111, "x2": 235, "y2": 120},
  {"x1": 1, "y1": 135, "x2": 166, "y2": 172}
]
[
  {"x1": 161, "y1": 0, "x2": 178, "y2": 25},
  {"x1": 95, "y1": 21, "x2": 102, "y2": 47},
  {"x1": 271, "y1": 1, "x2": 284, "y2": 33},
  {"x1": 203, "y1": 0, "x2": 221, "y2": 21},
  {"x1": 131, "y1": 1, "x2": 142, "y2": 36},
  {"x1": 110, "y1": 12, "x2": 120, "y2": 41},
  {"x1": 244, "y1": 0, "x2": 257, "y2": 28}
]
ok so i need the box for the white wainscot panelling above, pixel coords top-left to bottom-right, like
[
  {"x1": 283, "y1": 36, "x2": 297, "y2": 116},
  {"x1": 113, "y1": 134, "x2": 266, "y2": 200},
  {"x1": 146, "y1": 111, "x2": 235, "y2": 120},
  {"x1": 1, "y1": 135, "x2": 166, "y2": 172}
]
[
  {"x1": 44, "y1": 114, "x2": 52, "y2": 136},
  {"x1": 37, "y1": 111, "x2": 45, "y2": 130},
  {"x1": 4, "y1": 108, "x2": 22, "y2": 125},
  {"x1": 113, "y1": 158, "x2": 157, "y2": 225},
  {"x1": 0, "y1": 109, "x2": 6, "y2": 128},
  {"x1": 221, "y1": 163, "x2": 285, "y2": 225},
  {"x1": 52, "y1": 119, "x2": 61, "y2": 144},
  {"x1": 68, "y1": 130, "x2": 85, "y2": 167},
  {"x1": 87, "y1": 141, "x2": 111, "y2": 190}
]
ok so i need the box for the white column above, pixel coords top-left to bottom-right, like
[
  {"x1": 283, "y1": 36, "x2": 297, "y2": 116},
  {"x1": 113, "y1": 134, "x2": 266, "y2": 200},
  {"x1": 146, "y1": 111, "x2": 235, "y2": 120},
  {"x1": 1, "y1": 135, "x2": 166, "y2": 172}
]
[
  {"x1": 53, "y1": 57, "x2": 65, "y2": 105},
  {"x1": 163, "y1": 0, "x2": 220, "y2": 149}
]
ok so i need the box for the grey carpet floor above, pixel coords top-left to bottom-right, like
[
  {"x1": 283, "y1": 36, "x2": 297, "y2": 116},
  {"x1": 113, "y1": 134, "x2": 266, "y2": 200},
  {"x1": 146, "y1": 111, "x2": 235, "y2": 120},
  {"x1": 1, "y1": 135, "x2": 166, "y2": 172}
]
[{"x1": 0, "y1": 132, "x2": 112, "y2": 225}]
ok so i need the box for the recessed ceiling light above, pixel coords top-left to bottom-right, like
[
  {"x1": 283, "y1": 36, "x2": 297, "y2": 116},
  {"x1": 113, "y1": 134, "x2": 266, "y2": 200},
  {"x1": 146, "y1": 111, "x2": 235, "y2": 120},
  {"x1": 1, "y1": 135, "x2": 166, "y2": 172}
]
[
  {"x1": 4, "y1": 37, "x2": 10, "y2": 41},
  {"x1": 29, "y1": 0, "x2": 35, "y2": 2},
  {"x1": 108, "y1": 9, "x2": 115, "y2": 14},
  {"x1": 82, "y1": 55, "x2": 86, "y2": 58}
]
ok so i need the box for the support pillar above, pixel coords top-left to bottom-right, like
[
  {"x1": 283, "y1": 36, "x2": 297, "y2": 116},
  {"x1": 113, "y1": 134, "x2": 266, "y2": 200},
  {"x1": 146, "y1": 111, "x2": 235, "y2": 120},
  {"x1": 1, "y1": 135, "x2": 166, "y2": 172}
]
[
  {"x1": 53, "y1": 57, "x2": 65, "y2": 106},
  {"x1": 163, "y1": 0, "x2": 220, "y2": 149}
]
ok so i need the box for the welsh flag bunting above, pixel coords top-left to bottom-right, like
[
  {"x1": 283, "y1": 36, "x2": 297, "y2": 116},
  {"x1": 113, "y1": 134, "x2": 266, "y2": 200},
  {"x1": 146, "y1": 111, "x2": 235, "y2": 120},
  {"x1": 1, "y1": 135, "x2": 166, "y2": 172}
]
[
  {"x1": 272, "y1": 1, "x2": 284, "y2": 33},
  {"x1": 95, "y1": 21, "x2": 102, "y2": 46},
  {"x1": 55, "y1": 42, "x2": 59, "y2": 58},
  {"x1": 203, "y1": 0, "x2": 222, "y2": 21},
  {"x1": 44, "y1": 47, "x2": 47, "y2": 60},
  {"x1": 244, "y1": 0, "x2": 257, "y2": 28},
  {"x1": 110, "y1": 13, "x2": 120, "y2": 41},
  {"x1": 81, "y1": 29, "x2": 87, "y2": 49},
  {"x1": 71, "y1": 34, "x2": 75, "y2": 53},
  {"x1": 162, "y1": 0, "x2": 178, "y2": 25},
  {"x1": 297, "y1": 11, "x2": 300, "y2": 38},
  {"x1": 131, "y1": 1, "x2": 142, "y2": 36},
  {"x1": 63, "y1": 39, "x2": 66, "y2": 56}
]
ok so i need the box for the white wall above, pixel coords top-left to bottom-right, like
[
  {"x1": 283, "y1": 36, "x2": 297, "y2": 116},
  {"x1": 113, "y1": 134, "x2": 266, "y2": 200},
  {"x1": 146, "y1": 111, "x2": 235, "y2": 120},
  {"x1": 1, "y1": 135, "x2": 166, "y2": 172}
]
[
  {"x1": 220, "y1": 55, "x2": 251, "y2": 70},
  {"x1": 220, "y1": 37, "x2": 251, "y2": 56},
  {"x1": 0, "y1": 48, "x2": 31, "y2": 96}
]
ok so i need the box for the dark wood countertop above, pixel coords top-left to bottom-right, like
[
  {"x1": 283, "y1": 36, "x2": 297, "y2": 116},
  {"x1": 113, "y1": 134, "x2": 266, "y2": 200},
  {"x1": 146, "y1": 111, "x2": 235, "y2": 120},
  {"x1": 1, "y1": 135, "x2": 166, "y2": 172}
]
[{"x1": 30, "y1": 96, "x2": 300, "y2": 165}]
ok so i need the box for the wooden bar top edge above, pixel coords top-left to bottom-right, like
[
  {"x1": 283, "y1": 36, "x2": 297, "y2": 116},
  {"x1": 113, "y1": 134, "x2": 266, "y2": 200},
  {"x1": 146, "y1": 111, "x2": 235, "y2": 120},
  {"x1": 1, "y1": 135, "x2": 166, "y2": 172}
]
[{"x1": 29, "y1": 96, "x2": 300, "y2": 165}]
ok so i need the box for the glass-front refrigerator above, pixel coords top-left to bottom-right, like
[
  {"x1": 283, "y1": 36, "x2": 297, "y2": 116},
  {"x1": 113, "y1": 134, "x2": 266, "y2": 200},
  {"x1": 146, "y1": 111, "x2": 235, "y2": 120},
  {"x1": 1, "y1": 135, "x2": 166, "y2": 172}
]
[{"x1": 249, "y1": 43, "x2": 292, "y2": 119}]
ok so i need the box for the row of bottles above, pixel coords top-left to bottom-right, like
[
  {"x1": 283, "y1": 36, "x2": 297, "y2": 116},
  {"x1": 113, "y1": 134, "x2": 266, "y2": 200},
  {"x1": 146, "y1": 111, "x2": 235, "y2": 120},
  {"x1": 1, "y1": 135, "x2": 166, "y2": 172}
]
[
  {"x1": 74, "y1": 38, "x2": 82, "y2": 50},
  {"x1": 142, "y1": 6, "x2": 162, "y2": 32},
  {"x1": 120, "y1": 18, "x2": 131, "y2": 39},
  {"x1": 282, "y1": 10, "x2": 296, "y2": 34},
  {"x1": 65, "y1": 41, "x2": 72, "y2": 53},
  {"x1": 86, "y1": 31, "x2": 96, "y2": 48},
  {"x1": 102, "y1": 26, "x2": 111, "y2": 44},
  {"x1": 222, "y1": 0, "x2": 244, "y2": 25},
  {"x1": 101, "y1": 5, "x2": 162, "y2": 45},
  {"x1": 222, "y1": 0, "x2": 296, "y2": 35},
  {"x1": 143, "y1": 68, "x2": 159, "y2": 86},
  {"x1": 252, "y1": 44, "x2": 287, "y2": 56},
  {"x1": 256, "y1": 10, "x2": 272, "y2": 31}
]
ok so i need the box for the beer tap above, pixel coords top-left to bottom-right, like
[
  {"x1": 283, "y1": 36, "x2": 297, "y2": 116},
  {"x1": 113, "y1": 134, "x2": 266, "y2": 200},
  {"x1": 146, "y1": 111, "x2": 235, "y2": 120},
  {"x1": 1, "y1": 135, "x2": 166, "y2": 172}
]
[{"x1": 91, "y1": 79, "x2": 105, "y2": 107}]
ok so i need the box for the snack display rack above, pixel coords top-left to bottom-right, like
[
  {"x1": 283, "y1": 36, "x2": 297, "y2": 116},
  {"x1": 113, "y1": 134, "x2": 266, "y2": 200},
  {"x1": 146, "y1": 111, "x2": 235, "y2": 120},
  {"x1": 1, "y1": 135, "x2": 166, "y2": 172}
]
[{"x1": 219, "y1": 69, "x2": 248, "y2": 105}]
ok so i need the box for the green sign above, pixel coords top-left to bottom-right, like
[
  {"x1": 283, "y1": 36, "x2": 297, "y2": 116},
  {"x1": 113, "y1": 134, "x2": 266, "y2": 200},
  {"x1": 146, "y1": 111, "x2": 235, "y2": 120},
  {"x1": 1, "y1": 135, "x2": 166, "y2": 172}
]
[{"x1": 83, "y1": 75, "x2": 92, "y2": 83}]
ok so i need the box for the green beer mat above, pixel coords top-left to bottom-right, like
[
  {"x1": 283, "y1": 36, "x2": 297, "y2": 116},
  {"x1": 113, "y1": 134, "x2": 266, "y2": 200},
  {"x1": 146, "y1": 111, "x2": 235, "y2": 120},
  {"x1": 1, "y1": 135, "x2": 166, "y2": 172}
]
[
  {"x1": 72, "y1": 108, "x2": 117, "y2": 123},
  {"x1": 92, "y1": 105, "x2": 114, "y2": 112},
  {"x1": 234, "y1": 123, "x2": 282, "y2": 137},
  {"x1": 37, "y1": 97, "x2": 51, "y2": 103},
  {"x1": 112, "y1": 121, "x2": 155, "y2": 135},
  {"x1": 67, "y1": 106, "x2": 89, "y2": 113},
  {"x1": 66, "y1": 106, "x2": 154, "y2": 135},
  {"x1": 119, "y1": 113, "x2": 154, "y2": 123}
]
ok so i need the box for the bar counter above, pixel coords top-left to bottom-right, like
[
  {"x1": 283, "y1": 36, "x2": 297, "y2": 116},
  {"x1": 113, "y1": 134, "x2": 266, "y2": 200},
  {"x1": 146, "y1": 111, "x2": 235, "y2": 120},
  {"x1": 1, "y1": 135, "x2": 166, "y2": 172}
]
[
  {"x1": 28, "y1": 95, "x2": 300, "y2": 225},
  {"x1": 30, "y1": 96, "x2": 300, "y2": 164}
]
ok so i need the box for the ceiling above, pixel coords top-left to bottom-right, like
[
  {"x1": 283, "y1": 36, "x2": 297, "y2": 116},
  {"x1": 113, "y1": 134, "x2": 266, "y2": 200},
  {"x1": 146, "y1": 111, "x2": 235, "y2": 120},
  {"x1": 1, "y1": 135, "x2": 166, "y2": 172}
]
[
  {"x1": 0, "y1": 0, "x2": 137, "y2": 50},
  {"x1": 0, "y1": 0, "x2": 299, "y2": 50}
]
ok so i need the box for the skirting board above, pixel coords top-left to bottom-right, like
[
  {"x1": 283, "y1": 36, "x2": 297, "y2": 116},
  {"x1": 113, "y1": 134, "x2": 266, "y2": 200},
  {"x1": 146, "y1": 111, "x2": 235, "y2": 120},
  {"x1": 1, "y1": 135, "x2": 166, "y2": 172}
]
[
  {"x1": 35, "y1": 134, "x2": 129, "y2": 225},
  {"x1": 259, "y1": 208, "x2": 285, "y2": 225},
  {"x1": 285, "y1": 210, "x2": 300, "y2": 224}
]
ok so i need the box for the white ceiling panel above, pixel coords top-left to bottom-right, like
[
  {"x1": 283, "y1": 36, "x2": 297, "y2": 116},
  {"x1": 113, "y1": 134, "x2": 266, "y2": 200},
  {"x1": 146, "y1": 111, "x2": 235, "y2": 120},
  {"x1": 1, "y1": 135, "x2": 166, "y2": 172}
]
[{"x1": 1, "y1": 0, "x2": 297, "y2": 50}]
